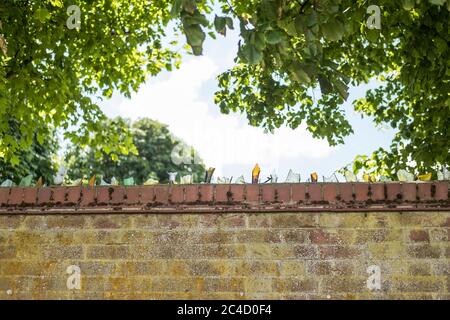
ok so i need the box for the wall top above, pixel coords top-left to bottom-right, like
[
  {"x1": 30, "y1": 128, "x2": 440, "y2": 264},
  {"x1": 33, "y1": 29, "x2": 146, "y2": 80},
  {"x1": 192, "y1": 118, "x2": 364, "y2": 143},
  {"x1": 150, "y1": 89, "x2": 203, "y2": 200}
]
[{"x1": 0, "y1": 182, "x2": 449, "y2": 215}]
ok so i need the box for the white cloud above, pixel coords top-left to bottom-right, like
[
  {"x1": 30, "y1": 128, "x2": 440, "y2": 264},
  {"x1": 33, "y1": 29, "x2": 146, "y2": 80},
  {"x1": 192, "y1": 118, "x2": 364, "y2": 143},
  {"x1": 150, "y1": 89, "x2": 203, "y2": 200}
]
[{"x1": 108, "y1": 56, "x2": 334, "y2": 177}]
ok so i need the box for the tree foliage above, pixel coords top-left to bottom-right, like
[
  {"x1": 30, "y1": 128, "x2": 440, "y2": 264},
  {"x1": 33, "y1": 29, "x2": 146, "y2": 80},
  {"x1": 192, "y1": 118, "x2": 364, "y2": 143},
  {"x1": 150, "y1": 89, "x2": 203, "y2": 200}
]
[
  {"x1": 65, "y1": 117, "x2": 206, "y2": 184},
  {"x1": 0, "y1": 0, "x2": 179, "y2": 166},
  {"x1": 172, "y1": 0, "x2": 450, "y2": 177}
]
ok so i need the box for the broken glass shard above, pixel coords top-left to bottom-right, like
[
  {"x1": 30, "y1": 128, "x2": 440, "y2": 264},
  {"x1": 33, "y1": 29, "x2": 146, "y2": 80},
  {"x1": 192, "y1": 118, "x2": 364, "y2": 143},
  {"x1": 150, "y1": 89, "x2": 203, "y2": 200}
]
[{"x1": 285, "y1": 169, "x2": 301, "y2": 183}]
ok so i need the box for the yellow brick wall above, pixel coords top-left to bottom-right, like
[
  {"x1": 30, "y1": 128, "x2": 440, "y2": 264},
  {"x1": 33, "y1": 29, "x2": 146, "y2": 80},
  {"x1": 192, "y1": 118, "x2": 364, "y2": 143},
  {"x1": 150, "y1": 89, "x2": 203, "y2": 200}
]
[{"x1": 0, "y1": 212, "x2": 449, "y2": 300}]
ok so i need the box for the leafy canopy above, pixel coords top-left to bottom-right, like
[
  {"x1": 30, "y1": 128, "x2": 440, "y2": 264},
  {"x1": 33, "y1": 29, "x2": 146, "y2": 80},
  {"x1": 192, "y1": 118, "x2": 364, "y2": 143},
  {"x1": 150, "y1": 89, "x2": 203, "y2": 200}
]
[
  {"x1": 0, "y1": 0, "x2": 178, "y2": 166},
  {"x1": 172, "y1": 0, "x2": 450, "y2": 177}
]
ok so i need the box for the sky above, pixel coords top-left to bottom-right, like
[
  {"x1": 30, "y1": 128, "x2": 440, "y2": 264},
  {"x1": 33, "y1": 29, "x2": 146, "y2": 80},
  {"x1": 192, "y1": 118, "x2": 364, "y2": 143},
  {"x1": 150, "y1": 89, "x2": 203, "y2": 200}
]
[{"x1": 99, "y1": 27, "x2": 395, "y2": 183}]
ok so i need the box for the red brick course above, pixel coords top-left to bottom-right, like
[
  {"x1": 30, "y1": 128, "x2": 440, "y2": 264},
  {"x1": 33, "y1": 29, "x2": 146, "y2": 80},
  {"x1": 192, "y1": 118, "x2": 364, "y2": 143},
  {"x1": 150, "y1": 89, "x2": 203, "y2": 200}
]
[{"x1": 0, "y1": 182, "x2": 448, "y2": 212}]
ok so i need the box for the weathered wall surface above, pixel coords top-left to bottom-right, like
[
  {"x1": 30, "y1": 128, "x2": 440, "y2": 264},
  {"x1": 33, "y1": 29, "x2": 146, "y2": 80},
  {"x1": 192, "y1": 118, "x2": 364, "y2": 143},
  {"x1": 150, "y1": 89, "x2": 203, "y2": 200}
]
[{"x1": 0, "y1": 183, "x2": 449, "y2": 300}]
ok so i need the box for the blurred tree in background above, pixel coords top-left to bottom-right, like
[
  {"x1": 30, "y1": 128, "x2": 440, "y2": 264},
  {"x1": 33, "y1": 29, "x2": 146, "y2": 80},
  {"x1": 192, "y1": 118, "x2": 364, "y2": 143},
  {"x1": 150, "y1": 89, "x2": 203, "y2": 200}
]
[{"x1": 65, "y1": 117, "x2": 205, "y2": 184}]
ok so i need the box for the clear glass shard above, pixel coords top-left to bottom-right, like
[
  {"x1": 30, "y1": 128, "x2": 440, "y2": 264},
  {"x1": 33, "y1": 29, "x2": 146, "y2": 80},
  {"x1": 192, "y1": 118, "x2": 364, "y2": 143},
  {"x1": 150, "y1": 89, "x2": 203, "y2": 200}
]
[
  {"x1": 168, "y1": 172, "x2": 178, "y2": 184},
  {"x1": 1, "y1": 179, "x2": 14, "y2": 187},
  {"x1": 285, "y1": 169, "x2": 301, "y2": 183},
  {"x1": 110, "y1": 177, "x2": 119, "y2": 186},
  {"x1": 235, "y1": 175, "x2": 246, "y2": 184},
  {"x1": 344, "y1": 170, "x2": 358, "y2": 182},
  {"x1": 397, "y1": 170, "x2": 415, "y2": 182},
  {"x1": 323, "y1": 173, "x2": 339, "y2": 183},
  {"x1": 180, "y1": 175, "x2": 193, "y2": 184}
]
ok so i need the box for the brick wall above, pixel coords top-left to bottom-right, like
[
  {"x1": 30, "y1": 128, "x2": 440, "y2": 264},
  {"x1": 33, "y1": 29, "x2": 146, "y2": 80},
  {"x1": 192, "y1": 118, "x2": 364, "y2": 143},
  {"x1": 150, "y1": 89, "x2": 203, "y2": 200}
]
[{"x1": 0, "y1": 182, "x2": 449, "y2": 300}]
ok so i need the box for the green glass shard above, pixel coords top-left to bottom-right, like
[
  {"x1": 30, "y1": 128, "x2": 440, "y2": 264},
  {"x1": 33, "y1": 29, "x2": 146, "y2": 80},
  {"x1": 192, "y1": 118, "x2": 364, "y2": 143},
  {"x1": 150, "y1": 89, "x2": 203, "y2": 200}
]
[
  {"x1": 19, "y1": 174, "x2": 33, "y2": 186},
  {"x1": 123, "y1": 177, "x2": 135, "y2": 186}
]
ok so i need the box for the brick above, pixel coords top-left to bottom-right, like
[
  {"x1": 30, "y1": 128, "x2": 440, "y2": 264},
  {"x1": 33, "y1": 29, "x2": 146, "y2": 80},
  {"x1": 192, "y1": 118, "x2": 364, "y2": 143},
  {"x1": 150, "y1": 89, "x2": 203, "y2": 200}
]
[
  {"x1": 66, "y1": 187, "x2": 81, "y2": 204},
  {"x1": 215, "y1": 185, "x2": 230, "y2": 203},
  {"x1": 409, "y1": 230, "x2": 430, "y2": 242},
  {"x1": 369, "y1": 183, "x2": 385, "y2": 202},
  {"x1": 273, "y1": 278, "x2": 317, "y2": 293},
  {"x1": 417, "y1": 184, "x2": 433, "y2": 201},
  {"x1": 8, "y1": 188, "x2": 23, "y2": 205},
  {"x1": 307, "y1": 184, "x2": 321, "y2": 202},
  {"x1": 92, "y1": 216, "x2": 131, "y2": 229},
  {"x1": 402, "y1": 183, "x2": 417, "y2": 202},
  {"x1": 291, "y1": 184, "x2": 306, "y2": 203},
  {"x1": 309, "y1": 230, "x2": 350, "y2": 245},
  {"x1": 52, "y1": 187, "x2": 67, "y2": 204},
  {"x1": 279, "y1": 261, "x2": 306, "y2": 276},
  {"x1": 185, "y1": 185, "x2": 199, "y2": 203},
  {"x1": 319, "y1": 246, "x2": 362, "y2": 259},
  {"x1": 322, "y1": 277, "x2": 366, "y2": 293},
  {"x1": 434, "y1": 182, "x2": 448, "y2": 201},
  {"x1": 293, "y1": 245, "x2": 318, "y2": 259},
  {"x1": 354, "y1": 183, "x2": 369, "y2": 202},
  {"x1": 245, "y1": 185, "x2": 260, "y2": 203},
  {"x1": 80, "y1": 187, "x2": 95, "y2": 206},
  {"x1": 204, "y1": 277, "x2": 245, "y2": 292},
  {"x1": 338, "y1": 183, "x2": 354, "y2": 202},
  {"x1": 271, "y1": 214, "x2": 317, "y2": 228},
  {"x1": 154, "y1": 186, "x2": 169, "y2": 204},
  {"x1": 386, "y1": 183, "x2": 402, "y2": 201},
  {"x1": 42, "y1": 245, "x2": 84, "y2": 260},
  {"x1": 170, "y1": 185, "x2": 184, "y2": 204},
  {"x1": 0, "y1": 188, "x2": 9, "y2": 206},
  {"x1": 110, "y1": 187, "x2": 125, "y2": 204},
  {"x1": 323, "y1": 184, "x2": 338, "y2": 202},
  {"x1": 47, "y1": 216, "x2": 85, "y2": 229},
  {"x1": 229, "y1": 185, "x2": 245, "y2": 203},
  {"x1": 0, "y1": 245, "x2": 16, "y2": 259},
  {"x1": 87, "y1": 245, "x2": 130, "y2": 259},
  {"x1": 96, "y1": 187, "x2": 110, "y2": 204},
  {"x1": 261, "y1": 185, "x2": 275, "y2": 203},
  {"x1": 22, "y1": 188, "x2": 37, "y2": 205},
  {"x1": 199, "y1": 185, "x2": 213, "y2": 203},
  {"x1": 140, "y1": 186, "x2": 155, "y2": 204},
  {"x1": 355, "y1": 229, "x2": 401, "y2": 243},
  {"x1": 394, "y1": 277, "x2": 444, "y2": 292},
  {"x1": 275, "y1": 184, "x2": 291, "y2": 203},
  {"x1": 407, "y1": 244, "x2": 441, "y2": 259},
  {"x1": 125, "y1": 187, "x2": 140, "y2": 205}
]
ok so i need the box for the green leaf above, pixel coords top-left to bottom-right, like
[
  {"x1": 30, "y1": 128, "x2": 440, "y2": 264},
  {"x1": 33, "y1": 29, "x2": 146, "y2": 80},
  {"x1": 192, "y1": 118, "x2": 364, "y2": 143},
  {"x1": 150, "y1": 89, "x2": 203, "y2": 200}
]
[
  {"x1": 240, "y1": 44, "x2": 263, "y2": 65},
  {"x1": 34, "y1": 8, "x2": 50, "y2": 23},
  {"x1": 184, "y1": 25, "x2": 206, "y2": 55},
  {"x1": 265, "y1": 30, "x2": 283, "y2": 44},
  {"x1": 321, "y1": 20, "x2": 345, "y2": 42},
  {"x1": 333, "y1": 79, "x2": 349, "y2": 101},
  {"x1": 318, "y1": 76, "x2": 333, "y2": 95},
  {"x1": 214, "y1": 16, "x2": 227, "y2": 35},
  {"x1": 290, "y1": 64, "x2": 311, "y2": 84},
  {"x1": 170, "y1": 0, "x2": 183, "y2": 17}
]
